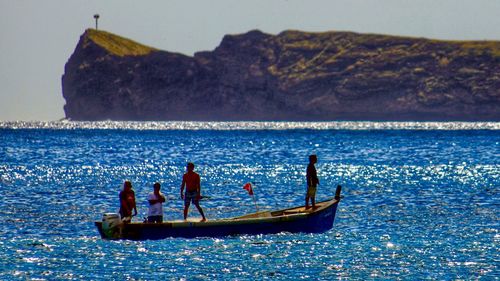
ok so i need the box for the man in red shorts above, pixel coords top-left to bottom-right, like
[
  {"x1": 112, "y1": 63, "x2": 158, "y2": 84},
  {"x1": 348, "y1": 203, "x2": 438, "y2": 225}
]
[{"x1": 180, "y1": 162, "x2": 207, "y2": 222}]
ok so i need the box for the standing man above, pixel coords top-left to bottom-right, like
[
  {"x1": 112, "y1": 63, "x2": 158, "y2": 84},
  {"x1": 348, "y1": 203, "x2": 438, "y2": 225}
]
[
  {"x1": 305, "y1": 154, "x2": 320, "y2": 209},
  {"x1": 119, "y1": 180, "x2": 137, "y2": 222},
  {"x1": 147, "y1": 182, "x2": 166, "y2": 223},
  {"x1": 180, "y1": 162, "x2": 207, "y2": 222}
]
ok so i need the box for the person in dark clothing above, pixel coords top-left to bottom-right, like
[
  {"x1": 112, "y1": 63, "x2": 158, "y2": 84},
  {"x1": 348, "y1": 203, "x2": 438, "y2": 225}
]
[{"x1": 305, "y1": 154, "x2": 319, "y2": 209}]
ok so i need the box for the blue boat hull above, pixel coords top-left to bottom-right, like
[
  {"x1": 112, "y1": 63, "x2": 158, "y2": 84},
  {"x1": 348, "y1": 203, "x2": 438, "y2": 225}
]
[{"x1": 96, "y1": 197, "x2": 340, "y2": 240}]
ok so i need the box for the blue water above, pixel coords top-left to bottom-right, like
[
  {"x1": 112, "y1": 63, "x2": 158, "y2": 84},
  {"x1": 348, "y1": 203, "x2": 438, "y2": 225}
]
[{"x1": 0, "y1": 122, "x2": 498, "y2": 280}]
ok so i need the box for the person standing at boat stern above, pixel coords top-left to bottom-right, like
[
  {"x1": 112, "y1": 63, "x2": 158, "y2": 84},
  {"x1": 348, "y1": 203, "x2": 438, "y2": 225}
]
[
  {"x1": 180, "y1": 162, "x2": 207, "y2": 222},
  {"x1": 306, "y1": 154, "x2": 320, "y2": 209},
  {"x1": 147, "y1": 182, "x2": 166, "y2": 223},
  {"x1": 119, "y1": 180, "x2": 137, "y2": 222}
]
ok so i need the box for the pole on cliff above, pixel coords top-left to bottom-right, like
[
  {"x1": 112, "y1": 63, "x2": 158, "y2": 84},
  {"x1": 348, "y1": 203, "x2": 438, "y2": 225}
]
[{"x1": 94, "y1": 14, "x2": 100, "y2": 30}]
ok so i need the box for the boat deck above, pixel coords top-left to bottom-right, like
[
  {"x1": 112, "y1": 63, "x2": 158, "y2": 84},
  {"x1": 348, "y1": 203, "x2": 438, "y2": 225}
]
[{"x1": 233, "y1": 200, "x2": 330, "y2": 219}]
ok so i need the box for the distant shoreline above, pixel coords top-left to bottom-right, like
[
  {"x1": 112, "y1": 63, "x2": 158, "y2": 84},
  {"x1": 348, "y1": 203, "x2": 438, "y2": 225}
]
[{"x1": 1, "y1": 120, "x2": 499, "y2": 131}]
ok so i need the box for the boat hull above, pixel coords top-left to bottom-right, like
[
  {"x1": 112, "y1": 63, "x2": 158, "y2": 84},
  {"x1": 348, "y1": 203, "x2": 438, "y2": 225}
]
[{"x1": 95, "y1": 197, "x2": 340, "y2": 240}]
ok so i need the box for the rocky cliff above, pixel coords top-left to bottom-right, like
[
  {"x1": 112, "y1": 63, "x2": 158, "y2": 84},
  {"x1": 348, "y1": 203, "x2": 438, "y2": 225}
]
[{"x1": 62, "y1": 29, "x2": 500, "y2": 121}]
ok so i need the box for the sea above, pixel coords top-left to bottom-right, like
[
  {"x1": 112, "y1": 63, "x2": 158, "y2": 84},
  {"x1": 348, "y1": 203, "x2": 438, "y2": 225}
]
[{"x1": 0, "y1": 121, "x2": 498, "y2": 280}]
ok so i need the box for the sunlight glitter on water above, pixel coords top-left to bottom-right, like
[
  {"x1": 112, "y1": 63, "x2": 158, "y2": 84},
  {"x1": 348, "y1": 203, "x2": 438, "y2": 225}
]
[
  {"x1": 1, "y1": 120, "x2": 499, "y2": 130},
  {"x1": 0, "y1": 125, "x2": 498, "y2": 279}
]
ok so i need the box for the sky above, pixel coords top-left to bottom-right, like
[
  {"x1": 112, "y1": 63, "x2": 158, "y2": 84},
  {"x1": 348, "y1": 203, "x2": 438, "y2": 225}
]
[{"x1": 1, "y1": 0, "x2": 500, "y2": 121}]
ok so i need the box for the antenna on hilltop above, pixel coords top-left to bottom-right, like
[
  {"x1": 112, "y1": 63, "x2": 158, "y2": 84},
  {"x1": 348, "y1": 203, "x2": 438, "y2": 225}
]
[{"x1": 93, "y1": 14, "x2": 100, "y2": 30}]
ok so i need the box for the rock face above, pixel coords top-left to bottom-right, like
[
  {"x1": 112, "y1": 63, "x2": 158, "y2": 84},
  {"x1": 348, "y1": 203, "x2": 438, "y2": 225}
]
[{"x1": 62, "y1": 29, "x2": 500, "y2": 121}]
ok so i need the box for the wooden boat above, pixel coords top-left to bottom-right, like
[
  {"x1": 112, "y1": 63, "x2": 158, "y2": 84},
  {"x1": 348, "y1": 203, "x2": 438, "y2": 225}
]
[{"x1": 95, "y1": 186, "x2": 342, "y2": 240}]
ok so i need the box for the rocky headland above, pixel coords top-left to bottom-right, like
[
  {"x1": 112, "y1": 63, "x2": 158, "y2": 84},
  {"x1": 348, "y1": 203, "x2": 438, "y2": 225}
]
[{"x1": 62, "y1": 29, "x2": 500, "y2": 121}]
